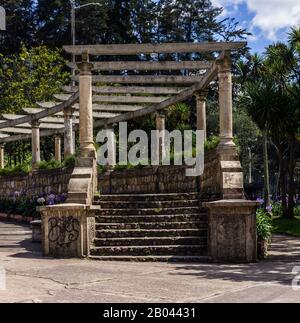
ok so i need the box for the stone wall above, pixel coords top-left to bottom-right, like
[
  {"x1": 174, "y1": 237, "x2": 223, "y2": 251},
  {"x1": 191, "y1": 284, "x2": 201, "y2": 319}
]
[
  {"x1": 98, "y1": 150, "x2": 220, "y2": 195},
  {"x1": 0, "y1": 149, "x2": 226, "y2": 198},
  {"x1": 0, "y1": 168, "x2": 73, "y2": 199}
]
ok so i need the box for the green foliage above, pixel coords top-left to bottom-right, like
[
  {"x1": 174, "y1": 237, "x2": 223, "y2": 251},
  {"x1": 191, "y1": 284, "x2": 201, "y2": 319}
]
[
  {"x1": 0, "y1": 198, "x2": 38, "y2": 218},
  {"x1": 204, "y1": 136, "x2": 220, "y2": 152},
  {"x1": 37, "y1": 159, "x2": 62, "y2": 170},
  {"x1": 0, "y1": 45, "x2": 69, "y2": 114},
  {"x1": 294, "y1": 206, "x2": 300, "y2": 217},
  {"x1": 256, "y1": 209, "x2": 273, "y2": 242},
  {"x1": 0, "y1": 163, "x2": 31, "y2": 176},
  {"x1": 273, "y1": 216, "x2": 300, "y2": 237},
  {"x1": 62, "y1": 155, "x2": 76, "y2": 169},
  {"x1": 272, "y1": 202, "x2": 283, "y2": 218},
  {"x1": 1, "y1": 1, "x2": 248, "y2": 54}
]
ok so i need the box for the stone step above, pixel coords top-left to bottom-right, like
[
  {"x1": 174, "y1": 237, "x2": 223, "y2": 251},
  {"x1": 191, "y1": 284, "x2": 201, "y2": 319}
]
[
  {"x1": 90, "y1": 245, "x2": 207, "y2": 257},
  {"x1": 95, "y1": 199, "x2": 200, "y2": 209},
  {"x1": 95, "y1": 207, "x2": 202, "y2": 216},
  {"x1": 96, "y1": 221, "x2": 207, "y2": 230},
  {"x1": 95, "y1": 228, "x2": 207, "y2": 238},
  {"x1": 95, "y1": 214, "x2": 207, "y2": 223},
  {"x1": 88, "y1": 255, "x2": 211, "y2": 262},
  {"x1": 93, "y1": 236, "x2": 207, "y2": 247},
  {"x1": 97, "y1": 193, "x2": 199, "y2": 202}
]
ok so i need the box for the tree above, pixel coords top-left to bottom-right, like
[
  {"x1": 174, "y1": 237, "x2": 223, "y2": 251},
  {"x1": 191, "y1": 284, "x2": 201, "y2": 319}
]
[
  {"x1": 264, "y1": 29, "x2": 300, "y2": 218},
  {"x1": 0, "y1": 0, "x2": 36, "y2": 54},
  {"x1": 0, "y1": 45, "x2": 69, "y2": 113},
  {"x1": 0, "y1": 45, "x2": 69, "y2": 164}
]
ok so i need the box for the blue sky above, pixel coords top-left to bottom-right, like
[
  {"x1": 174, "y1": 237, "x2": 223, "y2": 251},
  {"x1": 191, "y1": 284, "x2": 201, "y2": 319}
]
[{"x1": 211, "y1": 0, "x2": 300, "y2": 54}]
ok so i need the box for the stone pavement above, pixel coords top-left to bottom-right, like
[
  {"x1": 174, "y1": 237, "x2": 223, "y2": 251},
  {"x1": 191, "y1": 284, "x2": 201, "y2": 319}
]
[{"x1": 0, "y1": 221, "x2": 299, "y2": 303}]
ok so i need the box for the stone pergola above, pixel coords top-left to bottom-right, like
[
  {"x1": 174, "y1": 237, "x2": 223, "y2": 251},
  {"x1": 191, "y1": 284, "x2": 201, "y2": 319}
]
[
  {"x1": 0, "y1": 41, "x2": 260, "y2": 263},
  {"x1": 0, "y1": 42, "x2": 244, "y2": 172}
]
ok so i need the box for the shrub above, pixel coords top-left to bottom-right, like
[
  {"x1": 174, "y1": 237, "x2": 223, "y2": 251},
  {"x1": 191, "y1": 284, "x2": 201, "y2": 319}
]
[
  {"x1": 0, "y1": 163, "x2": 31, "y2": 176},
  {"x1": 37, "y1": 159, "x2": 62, "y2": 170},
  {"x1": 204, "y1": 136, "x2": 220, "y2": 152},
  {"x1": 256, "y1": 209, "x2": 273, "y2": 242},
  {"x1": 294, "y1": 206, "x2": 300, "y2": 217},
  {"x1": 63, "y1": 155, "x2": 76, "y2": 168},
  {"x1": 0, "y1": 192, "x2": 68, "y2": 219},
  {"x1": 272, "y1": 202, "x2": 283, "y2": 217}
]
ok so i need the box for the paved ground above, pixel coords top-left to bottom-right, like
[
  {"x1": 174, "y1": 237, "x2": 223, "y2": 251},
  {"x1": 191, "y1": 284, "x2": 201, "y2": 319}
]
[{"x1": 0, "y1": 221, "x2": 300, "y2": 303}]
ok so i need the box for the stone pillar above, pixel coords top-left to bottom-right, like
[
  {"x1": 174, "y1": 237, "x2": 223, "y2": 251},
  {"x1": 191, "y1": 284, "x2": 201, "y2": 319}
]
[
  {"x1": 31, "y1": 121, "x2": 41, "y2": 169},
  {"x1": 77, "y1": 54, "x2": 96, "y2": 159},
  {"x1": 0, "y1": 144, "x2": 4, "y2": 169},
  {"x1": 195, "y1": 92, "x2": 207, "y2": 140},
  {"x1": 72, "y1": 116, "x2": 77, "y2": 153},
  {"x1": 64, "y1": 107, "x2": 75, "y2": 158},
  {"x1": 155, "y1": 111, "x2": 166, "y2": 164},
  {"x1": 217, "y1": 55, "x2": 234, "y2": 148},
  {"x1": 54, "y1": 136, "x2": 62, "y2": 162},
  {"x1": 105, "y1": 127, "x2": 116, "y2": 169},
  {"x1": 204, "y1": 200, "x2": 259, "y2": 263}
]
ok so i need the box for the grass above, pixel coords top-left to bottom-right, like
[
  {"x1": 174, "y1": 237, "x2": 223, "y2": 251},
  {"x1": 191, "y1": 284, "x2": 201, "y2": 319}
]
[{"x1": 272, "y1": 216, "x2": 300, "y2": 237}]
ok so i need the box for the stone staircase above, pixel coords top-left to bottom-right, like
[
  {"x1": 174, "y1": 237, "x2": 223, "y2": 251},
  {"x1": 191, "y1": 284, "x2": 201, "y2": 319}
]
[{"x1": 90, "y1": 193, "x2": 210, "y2": 262}]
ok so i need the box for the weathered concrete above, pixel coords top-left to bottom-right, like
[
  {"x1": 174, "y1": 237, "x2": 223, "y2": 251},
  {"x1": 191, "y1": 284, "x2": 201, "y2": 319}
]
[
  {"x1": 0, "y1": 221, "x2": 299, "y2": 303},
  {"x1": 66, "y1": 55, "x2": 97, "y2": 205},
  {"x1": 204, "y1": 200, "x2": 259, "y2": 263},
  {"x1": 54, "y1": 136, "x2": 62, "y2": 162},
  {"x1": 195, "y1": 92, "x2": 207, "y2": 140},
  {"x1": 39, "y1": 204, "x2": 99, "y2": 258},
  {"x1": 63, "y1": 107, "x2": 75, "y2": 158},
  {"x1": 155, "y1": 112, "x2": 167, "y2": 164},
  {"x1": 0, "y1": 144, "x2": 4, "y2": 169},
  {"x1": 77, "y1": 55, "x2": 95, "y2": 159},
  {"x1": 217, "y1": 55, "x2": 234, "y2": 149},
  {"x1": 31, "y1": 121, "x2": 40, "y2": 169}
]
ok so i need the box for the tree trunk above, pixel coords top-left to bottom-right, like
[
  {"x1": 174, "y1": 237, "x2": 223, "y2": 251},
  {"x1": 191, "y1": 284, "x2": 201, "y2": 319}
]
[
  {"x1": 278, "y1": 145, "x2": 288, "y2": 218},
  {"x1": 263, "y1": 129, "x2": 271, "y2": 208},
  {"x1": 287, "y1": 135, "x2": 296, "y2": 219}
]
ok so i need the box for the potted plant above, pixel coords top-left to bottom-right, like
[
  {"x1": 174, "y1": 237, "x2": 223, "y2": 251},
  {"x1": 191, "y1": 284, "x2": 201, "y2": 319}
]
[{"x1": 256, "y1": 209, "x2": 273, "y2": 260}]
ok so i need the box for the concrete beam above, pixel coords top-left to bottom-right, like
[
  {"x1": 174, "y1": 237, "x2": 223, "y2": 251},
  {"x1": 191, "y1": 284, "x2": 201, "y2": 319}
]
[
  {"x1": 72, "y1": 75, "x2": 204, "y2": 84},
  {"x1": 63, "y1": 42, "x2": 247, "y2": 56},
  {"x1": 92, "y1": 95, "x2": 168, "y2": 104},
  {"x1": 0, "y1": 92, "x2": 79, "y2": 130},
  {"x1": 63, "y1": 85, "x2": 186, "y2": 95},
  {"x1": 67, "y1": 60, "x2": 213, "y2": 71}
]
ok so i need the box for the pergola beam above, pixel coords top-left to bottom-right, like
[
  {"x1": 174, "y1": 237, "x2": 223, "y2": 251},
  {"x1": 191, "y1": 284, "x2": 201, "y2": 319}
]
[
  {"x1": 63, "y1": 85, "x2": 186, "y2": 95},
  {"x1": 0, "y1": 92, "x2": 79, "y2": 130},
  {"x1": 63, "y1": 42, "x2": 246, "y2": 56},
  {"x1": 72, "y1": 75, "x2": 204, "y2": 84},
  {"x1": 94, "y1": 62, "x2": 218, "y2": 128},
  {"x1": 92, "y1": 95, "x2": 169, "y2": 104},
  {"x1": 67, "y1": 60, "x2": 213, "y2": 71}
]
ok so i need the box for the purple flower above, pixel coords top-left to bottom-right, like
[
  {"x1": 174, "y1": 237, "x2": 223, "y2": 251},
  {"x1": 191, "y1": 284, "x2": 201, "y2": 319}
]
[
  {"x1": 256, "y1": 198, "x2": 264, "y2": 205},
  {"x1": 266, "y1": 205, "x2": 273, "y2": 213}
]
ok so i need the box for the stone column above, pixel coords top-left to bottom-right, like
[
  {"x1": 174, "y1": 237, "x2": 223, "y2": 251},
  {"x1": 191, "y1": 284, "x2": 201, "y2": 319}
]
[
  {"x1": 31, "y1": 121, "x2": 41, "y2": 169},
  {"x1": 77, "y1": 54, "x2": 96, "y2": 159},
  {"x1": 0, "y1": 144, "x2": 5, "y2": 169},
  {"x1": 195, "y1": 92, "x2": 207, "y2": 140},
  {"x1": 155, "y1": 111, "x2": 166, "y2": 164},
  {"x1": 105, "y1": 127, "x2": 116, "y2": 169},
  {"x1": 217, "y1": 55, "x2": 234, "y2": 148},
  {"x1": 64, "y1": 107, "x2": 75, "y2": 158},
  {"x1": 54, "y1": 136, "x2": 62, "y2": 162},
  {"x1": 72, "y1": 116, "x2": 77, "y2": 153}
]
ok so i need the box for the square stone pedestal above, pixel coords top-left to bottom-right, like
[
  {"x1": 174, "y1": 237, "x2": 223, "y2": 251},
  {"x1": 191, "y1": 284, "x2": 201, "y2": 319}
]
[
  {"x1": 38, "y1": 204, "x2": 100, "y2": 258},
  {"x1": 204, "y1": 200, "x2": 259, "y2": 263}
]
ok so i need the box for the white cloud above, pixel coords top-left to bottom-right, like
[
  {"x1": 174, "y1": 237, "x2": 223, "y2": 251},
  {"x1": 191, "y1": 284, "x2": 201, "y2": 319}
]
[{"x1": 211, "y1": 0, "x2": 300, "y2": 40}]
